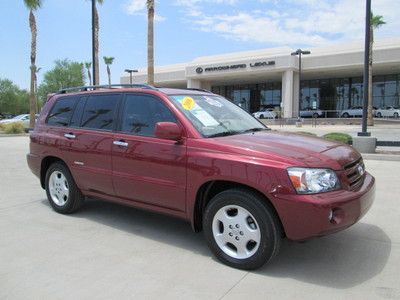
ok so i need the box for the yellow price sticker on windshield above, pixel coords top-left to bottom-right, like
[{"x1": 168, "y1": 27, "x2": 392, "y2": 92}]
[{"x1": 182, "y1": 97, "x2": 195, "y2": 110}]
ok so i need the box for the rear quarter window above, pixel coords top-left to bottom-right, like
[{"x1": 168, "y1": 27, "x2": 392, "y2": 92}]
[{"x1": 47, "y1": 97, "x2": 78, "y2": 127}]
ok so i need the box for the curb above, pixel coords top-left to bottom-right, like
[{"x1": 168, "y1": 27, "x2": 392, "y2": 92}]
[
  {"x1": 362, "y1": 153, "x2": 400, "y2": 161},
  {"x1": 0, "y1": 134, "x2": 29, "y2": 137}
]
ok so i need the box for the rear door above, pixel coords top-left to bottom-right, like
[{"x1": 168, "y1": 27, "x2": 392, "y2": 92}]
[
  {"x1": 111, "y1": 93, "x2": 187, "y2": 211},
  {"x1": 63, "y1": 93, "x2": 121, "y2": 197}
]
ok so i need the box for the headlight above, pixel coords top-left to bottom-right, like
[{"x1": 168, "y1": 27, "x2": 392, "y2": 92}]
[{"x1": 287, "y1": 167, "x2": 340, "y2": 194}]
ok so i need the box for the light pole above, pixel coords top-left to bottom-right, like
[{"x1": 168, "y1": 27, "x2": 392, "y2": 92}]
[
  {"x1": 91, "y1": 0, "x2": 96, "y2": 85},
  {"x1": 125, "y1": 69, "x2": 138, "y2": 84},
  {"x1": 291, "y1": 49, "x2": 311, "y2": 119},
  {"x1": 359, "y1": 0, "x2": 371, "y2": 136}
]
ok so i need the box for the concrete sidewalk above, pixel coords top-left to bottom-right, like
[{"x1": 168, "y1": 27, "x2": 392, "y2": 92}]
[{"x1": 1, "y1": 137, "x2": 399, "y2": 299}]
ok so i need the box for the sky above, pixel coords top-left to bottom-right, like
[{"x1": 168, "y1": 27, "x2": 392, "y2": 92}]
[{"x1": 0, "y1": 0, "x2": 399, "y2": 90}]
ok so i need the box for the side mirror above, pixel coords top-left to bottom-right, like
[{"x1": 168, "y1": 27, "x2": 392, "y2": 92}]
[{"x1": 155, "y1": 122, "x2": 183, "y2": 141}]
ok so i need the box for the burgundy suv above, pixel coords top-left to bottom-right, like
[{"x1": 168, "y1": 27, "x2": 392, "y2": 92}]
[{"x1": 27, "y1": 85, "x2": 375, "y2": 270}]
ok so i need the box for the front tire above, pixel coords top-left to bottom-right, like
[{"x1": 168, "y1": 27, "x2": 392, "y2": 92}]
[
  {"x1": 45, "y1": 162, "x2": 84, "y2": 214},
  {"x1": 203, "y1": 189, "x2": 282, "y2": 270}
]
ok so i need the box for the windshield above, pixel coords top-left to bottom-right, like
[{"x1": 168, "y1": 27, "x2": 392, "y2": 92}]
[{"x1": 169, "y1": 94, "x2": 266, "y2": 138}]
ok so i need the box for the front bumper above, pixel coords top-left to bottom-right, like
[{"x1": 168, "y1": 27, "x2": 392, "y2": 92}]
[{"x1": 272, "y1": 172, "x2": 375, "y2": 241}]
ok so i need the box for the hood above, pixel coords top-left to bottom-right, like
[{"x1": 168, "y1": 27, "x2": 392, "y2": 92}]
[{"x1": 209, "y1": 131, "x2": 360, "y2": 170}]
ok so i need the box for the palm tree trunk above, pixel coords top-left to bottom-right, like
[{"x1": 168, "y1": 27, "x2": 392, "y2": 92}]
[
  {"x1": 147, "y1": 2, "x2": 155, "y2": 85},
  {"x1": 94, "y1": 6, "x2": 100, "y2": 85},
  {"x1": 29, "y1": 10, "x2": 37, "y2": 128},
  {"x1": 367, "y1": 26, "x2": 374, "y2": 126},
  {"x1": 107, "y1": 65, "x2": 111, "y2": 86}
]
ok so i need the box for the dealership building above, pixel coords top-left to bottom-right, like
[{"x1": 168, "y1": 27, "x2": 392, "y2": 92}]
[{"x1": 121, "y1": 38, "x2": 400, "y2": 118}]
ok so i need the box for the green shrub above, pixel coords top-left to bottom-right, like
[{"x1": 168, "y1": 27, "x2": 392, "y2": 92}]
[
  {"x1": 323, "y1": 132, "x2": 352, "y2": 144},
  {"x1": 3, "y1": 122, "x2": 25, "y2": 134},
  {"x1": 0, "y1": 123, "x2": 5, "y2": 131}
]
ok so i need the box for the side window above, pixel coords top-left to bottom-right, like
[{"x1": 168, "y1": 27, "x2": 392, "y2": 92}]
[
  {"x1": 70, "y1": 97, "x2": 87, "y2": 127},
  {"x1": 47, "y1": 97, "x2": 77, "y2": 127},
  {"x1": 81, "y1": 94, "x2": 119, "y2": 130},
  {"x1": 120, "y1": 94, "x2": 176, "y2": 137}
]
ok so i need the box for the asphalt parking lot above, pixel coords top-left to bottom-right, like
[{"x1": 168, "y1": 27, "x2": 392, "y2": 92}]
[{"x1": 1, "y1": 136, "x2": 399, "y2": 299}]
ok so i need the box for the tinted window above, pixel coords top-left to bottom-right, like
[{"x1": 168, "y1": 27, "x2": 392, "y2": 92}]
[
  {"x1": 47, "y1": 97, "x2": 77, "y2": 127},
  {"x1": 120, "y1": 94, "x2": 176, "y2": 136},
  {"x1": 81, "y1": 94, "x2": 119, "y2": 130},
  {"x1": 70, "y1": 97, "x2": 86, "y2": 127}
]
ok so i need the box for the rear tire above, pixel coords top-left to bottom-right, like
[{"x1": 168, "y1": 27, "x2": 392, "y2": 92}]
[
  {"x1": 342, "y1": 112, "x2": 350, "y2": 118},
  {"x1": 394, "y1": 112, "x2": 399, "y2": 118},
  {"x1": 376, "y1": 112, "x2": 382, "y2": 118},
  {"x1": 45, "y1": 162, "x2": 84, "y2": 214},
  {"x1": 259, "y1": 114, "x2": 264, "y2": 119},
  {"x1": 203, "y1": 189, "x2": 282, "y2": 270}
]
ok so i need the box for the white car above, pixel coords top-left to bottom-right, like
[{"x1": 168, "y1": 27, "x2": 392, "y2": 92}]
[
  {"x1": 300, "y1": 108, "x2": 323, "y2": 118},
  {"x1": 0, "y1": 114, "x2": 30, "y2": 128},
  {"x1": 340, "y1": 106, "x2": 377, "y2": 118},
  {"x1": 375, "y1": 106, "x2": 400, "y2": 118},
  {"x1": 252, "y1": 109, "x2": 277, "y2": 119}
]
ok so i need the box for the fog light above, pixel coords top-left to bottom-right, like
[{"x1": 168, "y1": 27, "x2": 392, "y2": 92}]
[
  {"x1": 328, "y1": 209, "x2": 334, "y2": 222},
  {"x1": 329, "y1": 208, "x2": 344, "y2": 224}
]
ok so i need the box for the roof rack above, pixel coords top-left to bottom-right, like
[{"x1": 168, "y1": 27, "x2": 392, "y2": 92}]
[
  {"x1": 57, "y1": 84, "x2": 157, "y2": 94},
  {"x1": 184, "y1": 88, "x2": 212, "y2": 93}
]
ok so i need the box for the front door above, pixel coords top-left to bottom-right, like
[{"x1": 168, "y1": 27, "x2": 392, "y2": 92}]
[{"x1": 112, "y1": 93, "x2": 187, "y2": 212}]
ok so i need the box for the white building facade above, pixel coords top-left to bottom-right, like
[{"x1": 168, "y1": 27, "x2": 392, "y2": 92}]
[{"x1": 121, "y1": 38, "x2": 400, "y2": 118}]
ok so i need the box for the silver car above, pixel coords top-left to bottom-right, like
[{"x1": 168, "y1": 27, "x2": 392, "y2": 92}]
[
  {"x1": 0, "y1": 114, "x2": 30, "y2": 128},
  {"x1": 376, "y1": 106, "x2": 400, "y2": 118},
  {"x1": 252, "y1": 109, "x2": 277, "y2": 119}
]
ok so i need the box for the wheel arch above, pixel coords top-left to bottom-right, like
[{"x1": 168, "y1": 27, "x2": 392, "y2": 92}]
[
  {"x1": 192, "y1": 180, "x2": 285, "y2": 236},
  {"x1": 40, "y1": 156, "x2": 66, "y2": 189}
]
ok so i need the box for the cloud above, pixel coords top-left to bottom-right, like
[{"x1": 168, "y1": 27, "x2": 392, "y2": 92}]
[
  {"x1": 125, "y1": 0, "x2": 166, "y2": 22},
  {"x1": 174, "y1": 0, "x2": 400, "y2": 46}
]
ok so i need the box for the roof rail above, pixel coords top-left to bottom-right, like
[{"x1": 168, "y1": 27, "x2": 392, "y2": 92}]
[
  {"x1": 57, "y1": 84, "x2": 156, "y2": 94},
  {"x1": 184, "y1": 88, "x2": 213, "y2": 93}
]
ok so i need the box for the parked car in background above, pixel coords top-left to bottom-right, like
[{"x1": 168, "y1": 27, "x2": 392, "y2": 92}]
[
  {"x1": 300, "y1": 108, "x2": 323, "y2": 118},
  {"x1": 0, "y1": 114, "x2": 30, "y2": 128},
  {"x1": 376, "y1": 106, "x2": 400, "y2": 118},
  {"x1": 340, "y1": 106, "x2": 377, "y2": 118},
  {"x1": 252, "y1": 108, "x2": 277, "y2": 119}
]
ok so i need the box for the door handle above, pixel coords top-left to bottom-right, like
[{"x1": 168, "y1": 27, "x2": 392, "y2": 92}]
[
  {"x1": 64, "y1": 133, "x2": 76, "y2": 139},
  {"x1": 113, "y1": 140, "x2": 128, "y2": 147}
]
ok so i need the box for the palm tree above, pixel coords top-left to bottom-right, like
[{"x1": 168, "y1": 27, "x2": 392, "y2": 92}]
[
  {"x1": 103, "y1": 56, "x2": 114, "y2": 86},
  {"x1": 85, "y1": 62, "x2": 92, "y2": 85},
  {"x1": 147, "y1": 0, "x2": 155, "y2": 85},
  {"x1": 367, "y1": 13, "x2": 386, "y2": 126},
  {"x1": 24, "y1": 0, "x2": 42, "y2": 128},
  {"x1": 93, "y1": 0, "x2": 104, "y2": 86},
  {"x1": 34, "y1": 66, "x2": 41, "y2": 112}
]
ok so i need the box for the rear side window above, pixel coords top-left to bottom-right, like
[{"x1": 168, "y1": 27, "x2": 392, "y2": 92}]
[
  {"x1": 70, "y1": 97, "x2": 87, "y2": 127},
  {"x1": 81, "y1": 94, "x2": 119, "y2": 130},
  {"x1": 47, "y1": 97, "x2": 77, "y2": 127},
  {"x1": 120, "y1": 94, "x2": 176, "y2": 136}
]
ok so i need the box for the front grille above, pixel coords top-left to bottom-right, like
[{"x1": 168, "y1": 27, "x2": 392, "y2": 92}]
[{"x1": 344, "y1": 157, "x2": 365, "y2": 189}]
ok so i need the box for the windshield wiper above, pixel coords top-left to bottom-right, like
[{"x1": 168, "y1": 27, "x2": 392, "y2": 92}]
[
  {"x1": 241, "y1": 128, "x2": 268, "y2": 133},
  {"x1": 207, "y1": 131, "x2": 241, "y2": 138}
]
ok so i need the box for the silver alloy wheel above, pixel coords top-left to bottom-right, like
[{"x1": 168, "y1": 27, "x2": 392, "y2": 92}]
[
  {"x1": 49, "y1": 171, "x2": 69, "y2": 206},
  {"x1": 212, "y1": 205, "x2": 261, "y2": 259}
]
